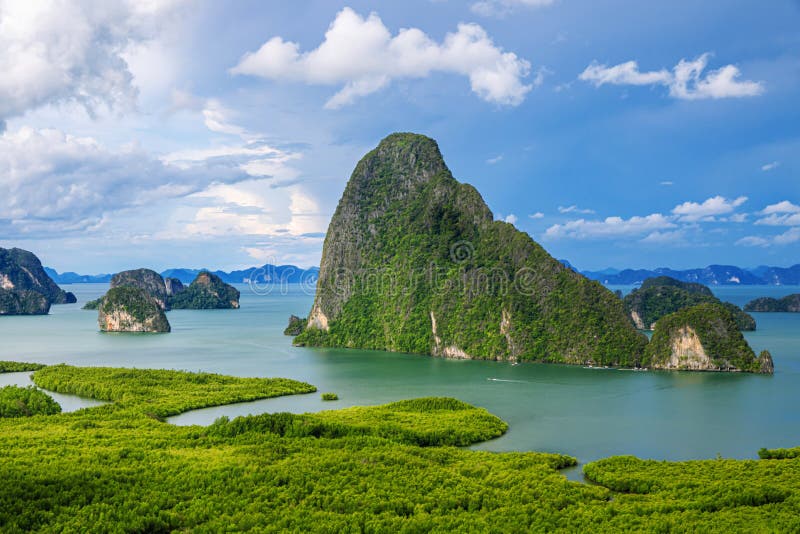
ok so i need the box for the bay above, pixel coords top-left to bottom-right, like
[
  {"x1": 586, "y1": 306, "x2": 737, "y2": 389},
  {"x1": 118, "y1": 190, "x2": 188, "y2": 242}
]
[{"x1": 1, "y1": 282, "x2": 798, "y2": 469}]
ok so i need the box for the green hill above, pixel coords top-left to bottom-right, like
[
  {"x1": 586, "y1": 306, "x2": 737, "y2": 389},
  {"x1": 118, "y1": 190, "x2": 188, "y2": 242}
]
[{"x1": 296, "y1": 133, "x2": 646, "y2": 366}]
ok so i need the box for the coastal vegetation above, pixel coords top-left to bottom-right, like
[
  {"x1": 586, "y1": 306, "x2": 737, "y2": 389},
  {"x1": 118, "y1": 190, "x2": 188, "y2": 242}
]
[
  {"x1": 0, "y1": 361, "x2": 46, "y2": 373},
  {"x1": 0, "y1": 362, "x2": 797, "y2": 530},
  {"x1": 744, "y1": 294, "x2": 800, "y2": 312},
  {"x1": 0, "y1": 385, "x2": 61, "y2": 417},
  {"x1": 321, "y1": 392, "x2": 338, "y2": 401}
]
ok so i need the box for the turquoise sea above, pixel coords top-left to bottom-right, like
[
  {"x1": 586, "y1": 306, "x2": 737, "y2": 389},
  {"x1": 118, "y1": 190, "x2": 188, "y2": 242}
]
[{"x1": 1, "y1": 283, "x2": 799, "y2": 472}]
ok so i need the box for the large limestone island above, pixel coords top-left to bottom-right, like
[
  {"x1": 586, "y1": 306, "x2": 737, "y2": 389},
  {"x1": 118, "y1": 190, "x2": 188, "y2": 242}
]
[
  {"x1": 646, "y1": 303, "x2": 773, "y2": 373},
  {"x1": 0, "y1": 247, "x2": 76, "y2": 315},
  {"x1": 744, "y1": 294, "x2": 800, "y2": 313},
  {"x1": 293, "y1": 133, "x2": 771, "y2": 374},
  {"x1": 295, "y1": 133, "x2": 647, "y2": 366},
  {"x1": 88, "y1": 268, "x2": 239, "y2": 332},
  {"x1": 624, "y1": 276, "x2": 756, "y2": 331}
]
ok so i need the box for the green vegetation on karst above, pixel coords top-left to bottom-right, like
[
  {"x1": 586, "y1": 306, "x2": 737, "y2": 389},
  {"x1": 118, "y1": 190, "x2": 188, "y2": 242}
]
[
  {"x1": 745, "y1": 294, "x2": 800, "y2": 312},
  {"x1": 0, "y1": 385, "x2": 61, "y2": 417},
  {"x1": 169, "y1": 271, "x2": 240, "y2": 309},
  {"x1": 0, "y1": 362, "x2": 797, "y2": 531},
  {"x1": 297, "y1": 133, "x2": 647, "y2": 367},
  {"x1": 321, "y1": 392, "x2": 338, "y2": 401},
  {"x1": 98, "y1": 286, "x2": 171, "y2": 333},
  {"x1": 645, "y1": 303, "x2": 766, "y2": 372},
  {"x1": 624, "y1": 276, "x2": 756, "y2": 331}
]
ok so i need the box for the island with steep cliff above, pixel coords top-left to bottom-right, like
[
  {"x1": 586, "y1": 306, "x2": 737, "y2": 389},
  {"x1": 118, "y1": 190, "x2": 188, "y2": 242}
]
[
  {"x1": 169, "y1": 272, "x2": 240, "y2": 309},
  {"x1": 98, "y1": 286, "x2": 171, "y2": 333},
  {"x1": 624, "y1": 276, "x2": 756, "y2": 331},
  {"x1": 295, "y1": 133, "x2": 647, "y2": 366},
  {"x1": 0, "y1": 247, "x2": 76, "y2": 315},
  {"x1": 646, "y1": 303, "x2": 772, "y2": 373}
]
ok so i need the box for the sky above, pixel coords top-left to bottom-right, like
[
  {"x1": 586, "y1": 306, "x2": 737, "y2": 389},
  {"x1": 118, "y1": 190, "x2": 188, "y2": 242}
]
[{"x1": 0, "y1": 0, "x2": 798, "y2": 273}]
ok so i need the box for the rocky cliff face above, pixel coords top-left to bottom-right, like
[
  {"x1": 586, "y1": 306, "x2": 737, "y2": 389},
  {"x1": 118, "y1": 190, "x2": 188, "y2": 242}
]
[
  {"x1": 111, "y1": 269, "x2": 169, "y2": 310},
  {"x1": 296, "y1": 133, "x2": 647, "y2": 366},
  {"x1": 645, "y1": 303, "x2": 769, "y2": 373},
  {"x1": 0, "y1": 248, "x2": 75, "y2": 314},
  {"x1": 164, "y1": 277, "x2": 185, "y2": 297},
  {"x1": 169, "y1": 272, "x2": 240, "y2": 309},
  {"x1": 98, "y1": 286, "x2": 170, "y2": 333}
]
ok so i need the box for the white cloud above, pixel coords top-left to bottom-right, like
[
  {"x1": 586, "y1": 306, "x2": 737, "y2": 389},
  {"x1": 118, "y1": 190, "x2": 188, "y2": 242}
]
[
  {"x1": 671, "y1": 195, "x2": 747, "y2": 222},
  {"x1": 579, "y1": 53, "x2": 764, "y2": 100},
  {"x1": 0, "y1": 0, "x2": 185, "y2": 124},
  {"x1": 504, "y1": 214, "x2": 518, "y2": 224},
  {"x1": 736, "y1": 236, "x2": 770, "y2": 247},
  {"x1": 544, "y1": 213, "x2": 676, "y2": 240},
  {"x1": 640, "y1": 230, "x2": 685, "y2": 244},
  {"x1": 761, "y1": 161, "x2": 780, "y2": 171},
  {"x1": 660, "y1": 181, "x2": 674, "y2": 186},
  {"x1": 558, "y1": 205, "x2": 595, "y2": 214},
  {"x1": 737, "y1": 228, "x2": 800, "y2": 247},
  {"x1": 760, "y1": 200, "x2": 800, "y2": 215},
  {"x1": 231, "y1": 7, "x2": 532, "y2": 108},
  {"x1": 470, "y1": 0, "x2": 555, "y2": 18},
  {"x1": 529, "y1": 212, "x2": 544, "y2": 219},
  {"x1": 486, "y1": 154, "x2": 504, "y2": 164},
  {"x1": 0, "y1": 125, "x2": 301, "y2": 238},
  {"x1": 755, "y1": 213, "x2": 800, "y2": 226}
]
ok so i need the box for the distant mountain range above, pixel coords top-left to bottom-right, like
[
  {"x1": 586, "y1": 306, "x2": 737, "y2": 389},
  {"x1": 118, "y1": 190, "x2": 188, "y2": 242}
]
[
  {"x1": 45, "y1": 265, "x2": 320, "y2": 285},
  {"x1": 44, "y1": 262, "x2": 800, "y2": 287},
  {"x1": 558, "y1": 261, "x2": 800, "y2": 286}
]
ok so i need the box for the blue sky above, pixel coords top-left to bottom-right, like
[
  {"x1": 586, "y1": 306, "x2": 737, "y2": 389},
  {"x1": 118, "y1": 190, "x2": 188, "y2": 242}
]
[{"x1": 0, "y1": 0, "x2": 798, "y2": 273}]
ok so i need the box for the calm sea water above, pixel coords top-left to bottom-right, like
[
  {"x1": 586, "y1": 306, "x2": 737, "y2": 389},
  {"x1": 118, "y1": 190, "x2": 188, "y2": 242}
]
[{"x1": 1, "y1": 283, "x2": 798, "y2": 469}]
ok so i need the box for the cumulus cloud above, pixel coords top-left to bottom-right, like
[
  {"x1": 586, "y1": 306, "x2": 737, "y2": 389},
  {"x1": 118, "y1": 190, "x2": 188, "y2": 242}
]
[
  {"x1": 544, "y1": 213, "x2": 676, "y2": 240},
  {"x1": 754, "y1": 201, "x2": 800, "y2": 227},
  {"x1": 545, "y1": 195, "x2": 752, "y2": 242},
  {"x1": 671, "y1": 195, "x2": 747, "y2": 222},
  {"x1": 737, "y1": 228, "x2": 800, "y2": 247},
  {"x1": 579, "y1": 53, "x2": 764, "y2": 100},
  {"x1": 529, "y1": 212, "x2": 544, "y2": 219},
  {"x1": 0, "y1": 125, "x2": 300, "y2": 238},
  {"x1": 0, "y1": 0, "x2": 185, "y2": 124},
  {"x1": 231, "y1": 7, "x2": 532, "y2": 108},
  {"x1": 504, "y1": 214, "x2": 518, "y2": 224},
  {"x1": 470, "y1": 0, "x2": 555, "y2": 18}
]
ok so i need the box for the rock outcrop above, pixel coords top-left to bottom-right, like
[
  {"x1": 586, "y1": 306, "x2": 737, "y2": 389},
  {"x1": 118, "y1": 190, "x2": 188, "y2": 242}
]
[
  {"x1": 295, "y1": 133, "x2": 647, "y2": 366},
  {"x1": 98, "y1": 286, "x2": 170, "y2": 333},
  {"x1": 744, "y1": 294, "x2": 800, "y2": 313},
  {"x1": 624, "y1": 276, "x2": 756, "y2": 331},
  {"x1": 645, "y1": 303, "x2": 769, "y2": 373},
  {"x1": 111, "y1": 269, "x2": 169, "y2": 310},
  {"x1": 284, "y1": 315, "x2": 306, "y2": 336},
  {"x1": 0, "y1": 288, "x2": 50, "y2": 315},
  {"x1": 0, "y1": 247, "x2": 75, "y2": 314},
  {"x1": 164, "y1": 277, "x2": 185, "y2": 297},
  {"x1": 169, "y1": 272, "x2": 240, "y2": 309}
]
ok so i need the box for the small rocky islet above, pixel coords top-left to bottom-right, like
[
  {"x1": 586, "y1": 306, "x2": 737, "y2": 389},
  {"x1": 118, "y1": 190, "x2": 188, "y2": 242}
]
[
  {"x1": 89, "y1": 269, "x2": 240, "y2": 333},
  {"x1": 744, "y1": 294, "x2": 800, "y2": 312}
]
